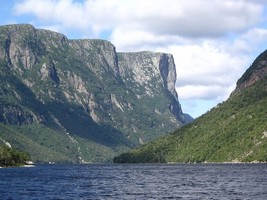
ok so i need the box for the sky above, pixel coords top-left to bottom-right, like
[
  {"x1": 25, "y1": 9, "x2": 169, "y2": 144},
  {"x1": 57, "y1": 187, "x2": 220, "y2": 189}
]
[{"x1": 1, "y1": 0, "x2": 267, "y2": 118}]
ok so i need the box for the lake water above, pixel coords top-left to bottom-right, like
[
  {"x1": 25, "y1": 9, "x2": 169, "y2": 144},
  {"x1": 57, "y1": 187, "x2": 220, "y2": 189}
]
[{"x1": 0, "y1": 163, "x2": 266, "y2": 199}]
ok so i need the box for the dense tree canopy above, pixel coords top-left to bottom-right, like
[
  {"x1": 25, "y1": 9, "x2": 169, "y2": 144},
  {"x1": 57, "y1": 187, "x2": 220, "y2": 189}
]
[{"x1": 0, "y1": 145, "x2": 30, "y2": 167}]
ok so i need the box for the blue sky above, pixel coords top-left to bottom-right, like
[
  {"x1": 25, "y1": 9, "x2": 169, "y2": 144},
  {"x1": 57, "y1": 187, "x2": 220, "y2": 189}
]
[{"x1": 1, "y1": 0, "x2": 267, "y2": 118}]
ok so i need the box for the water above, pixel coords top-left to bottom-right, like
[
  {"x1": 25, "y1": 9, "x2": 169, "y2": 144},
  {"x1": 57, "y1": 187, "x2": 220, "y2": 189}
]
[{"x1": 0, "y1": 163, "x2": 266, "y2": 199}]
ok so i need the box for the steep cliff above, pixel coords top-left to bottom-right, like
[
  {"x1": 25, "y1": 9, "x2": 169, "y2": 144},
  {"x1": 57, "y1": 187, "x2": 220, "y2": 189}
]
[
  {"x1": 0, "y1": 24, "x2": 191, "y2": 163},
  {"x1": 117, "y1": 52, "x2": 186, "y2": 123}
]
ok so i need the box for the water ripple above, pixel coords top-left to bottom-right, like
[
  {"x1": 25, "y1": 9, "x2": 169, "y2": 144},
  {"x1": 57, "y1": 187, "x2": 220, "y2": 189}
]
[{"x1": 0, "y1": 163, "x2": 266, "y2": 199}]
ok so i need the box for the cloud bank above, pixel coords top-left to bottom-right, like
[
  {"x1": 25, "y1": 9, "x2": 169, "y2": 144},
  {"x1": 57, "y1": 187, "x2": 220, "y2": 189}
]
[{"x1": 13, "y1": 0, "x2": 267, "y2": 117}]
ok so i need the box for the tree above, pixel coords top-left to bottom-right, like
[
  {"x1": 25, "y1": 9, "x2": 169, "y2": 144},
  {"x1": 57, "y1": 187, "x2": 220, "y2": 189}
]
[{"x1": 0, "y1": 145, "x2": 30, "y2": 167}]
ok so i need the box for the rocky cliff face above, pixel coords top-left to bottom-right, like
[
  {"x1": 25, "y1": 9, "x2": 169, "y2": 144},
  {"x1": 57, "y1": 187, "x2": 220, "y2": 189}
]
[
  {"x1": 233, "y1": 50, "x2": 267, "y2": 95},
  {"x1": 0, "y1": 24, "x2": 191, "y2": 163},
  {"x1": 118, "y1": 52, "x2": 185, "y2": 122}
]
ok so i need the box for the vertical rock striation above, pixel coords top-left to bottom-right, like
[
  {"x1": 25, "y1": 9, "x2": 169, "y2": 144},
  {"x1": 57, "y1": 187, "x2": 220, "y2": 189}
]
[{"x1": 117, "y1": 52, "x2": 186, "y2": 122}]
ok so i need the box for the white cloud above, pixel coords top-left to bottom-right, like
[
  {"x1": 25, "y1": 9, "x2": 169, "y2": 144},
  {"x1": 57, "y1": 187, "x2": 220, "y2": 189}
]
[
  {"x1": 137, "y1": 0, "x2": 262, "y2": 37},
  {"x1": 177, "y1": 85, "x2": 223, "y2": 100},
  {"x1": 39, "y1": 25, "x2": 62, "y2": 33},
  {"x1": 14, "y1": 0, "x2": 88, "y2": 31},
  {"x1": 242, "y1": 27, "x2": 267, "y2": 44},
  {"x1": 110, "y1": 28, "x2": 188, "y2": 51},
  {"x1": 171, "y1": 42, "x2": 246, "y2": 85},
  {"x1": 14, "y1": 0, "x2": 264, "y2": 37},
  {"x1": 177, "y1": 84, "x2": 235, "y2": 101},
  {"x1": 156, "y1": 41, "x2": 249, "y2": 100}
]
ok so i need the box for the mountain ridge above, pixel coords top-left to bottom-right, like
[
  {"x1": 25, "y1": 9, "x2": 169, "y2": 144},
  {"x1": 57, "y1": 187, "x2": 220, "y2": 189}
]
[{"x1": 0, "y1": 24, "x2": 192, "y2": 163}]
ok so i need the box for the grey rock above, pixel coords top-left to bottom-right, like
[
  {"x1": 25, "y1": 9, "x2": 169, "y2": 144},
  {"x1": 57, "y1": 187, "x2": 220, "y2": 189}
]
[{"x1": 117, "y1": 51, "x2": 185, "y2": 122}]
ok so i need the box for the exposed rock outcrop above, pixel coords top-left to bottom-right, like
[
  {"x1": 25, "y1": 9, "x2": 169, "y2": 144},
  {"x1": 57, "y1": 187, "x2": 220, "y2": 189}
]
[
  {"x1": 0, "y1": 24, "x2": 43, "y2": 71},
  {"x1": 0, "y1": 105, "x2": 41, "y2": 125},
  {"x1": 233, "y1": 49, "x2": 267, "y2": 95},
  {"x1": 117, "y1": 52, "x2": 186, "y2": 122}
]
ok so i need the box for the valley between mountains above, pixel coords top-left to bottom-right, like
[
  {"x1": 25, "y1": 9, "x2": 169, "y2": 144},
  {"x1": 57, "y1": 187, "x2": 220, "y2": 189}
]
[{"x1": 0, "y1": 24, "x2": 266, "y2": 164}]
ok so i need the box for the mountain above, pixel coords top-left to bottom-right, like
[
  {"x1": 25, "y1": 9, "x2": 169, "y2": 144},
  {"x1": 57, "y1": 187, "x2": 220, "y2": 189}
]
[
  {"x1": 114, "y1": 49, "x2": 267, "y2": 163},
  {"x1": 0, "y1": 24, "x2": 191, "y2": 163}
]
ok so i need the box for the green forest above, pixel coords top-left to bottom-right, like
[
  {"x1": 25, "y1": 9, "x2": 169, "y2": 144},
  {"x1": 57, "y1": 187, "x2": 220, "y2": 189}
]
[
  {"x1": 114, "y1": 76, "x2": 267, "y2": 163},
  {"x1": 0, "y1": 145, "x2": 30, "y2": 167}
]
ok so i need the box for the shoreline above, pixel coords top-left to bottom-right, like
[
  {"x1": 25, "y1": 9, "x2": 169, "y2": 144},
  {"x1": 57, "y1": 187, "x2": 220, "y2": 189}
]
[
  {"x1": 1, "y1": 161, "x2": 266, "y2": 167},
  {"x1": 0, "y1": 164, "x2": 35, "y2": 169},
  {"x1": 22, "y1": 164, "x2": 35, "y2": 167},
  {"x1": 0, "y1": 161, "x2": 35, "y2": 168}
]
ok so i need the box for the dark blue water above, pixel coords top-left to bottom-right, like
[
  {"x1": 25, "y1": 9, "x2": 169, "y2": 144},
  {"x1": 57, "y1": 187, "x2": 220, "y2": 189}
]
[{"x1": 0, "y1": 163, "x2": 266, "y2": 199}]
